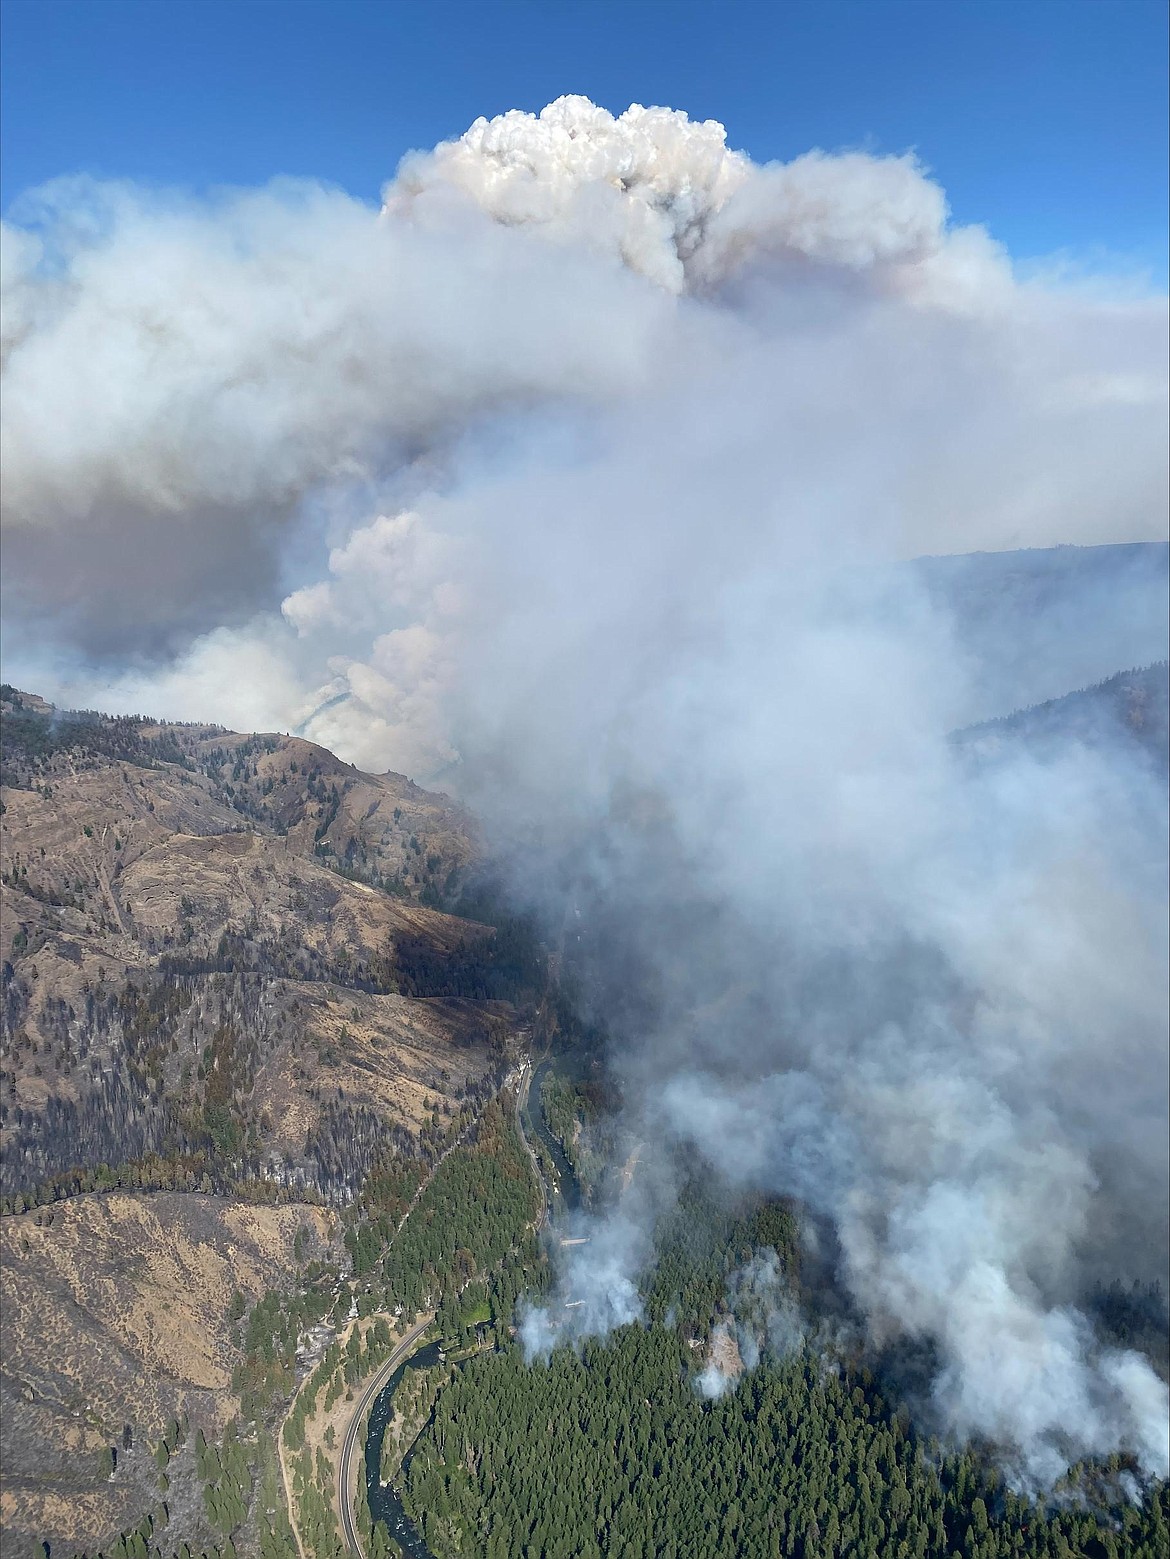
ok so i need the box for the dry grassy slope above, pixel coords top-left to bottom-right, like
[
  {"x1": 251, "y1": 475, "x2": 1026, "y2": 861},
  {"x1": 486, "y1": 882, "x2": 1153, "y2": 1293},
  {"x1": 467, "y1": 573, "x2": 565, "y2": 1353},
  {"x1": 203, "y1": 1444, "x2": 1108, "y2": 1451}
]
[
  {"x1": 183, "y1": 727, "x2": 477, "y2": 890},
  {"x1": 0, "y1": 691, "x2": 519, "y2": 1197},
  {"x1": 0, "y1": 1192, "x2": 337, "y2": 1558},
  {"x1": 1, "y1": 714, "x2": 477, "y2": 940}
]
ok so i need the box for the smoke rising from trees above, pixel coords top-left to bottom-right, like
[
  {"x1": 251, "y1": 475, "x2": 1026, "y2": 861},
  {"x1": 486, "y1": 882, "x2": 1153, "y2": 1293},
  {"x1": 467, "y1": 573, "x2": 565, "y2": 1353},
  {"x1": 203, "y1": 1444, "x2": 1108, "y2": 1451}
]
[{"x1": 2, "y1": 95, "x2": 1167, "y2": 1482}]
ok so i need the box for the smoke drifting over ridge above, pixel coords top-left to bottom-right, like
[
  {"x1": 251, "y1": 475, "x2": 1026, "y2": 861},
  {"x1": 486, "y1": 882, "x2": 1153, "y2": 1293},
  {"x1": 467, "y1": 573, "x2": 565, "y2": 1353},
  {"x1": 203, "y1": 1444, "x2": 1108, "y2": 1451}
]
[{"x1": 2, "y1": 97, "x2": 1168, "y2": 1482}]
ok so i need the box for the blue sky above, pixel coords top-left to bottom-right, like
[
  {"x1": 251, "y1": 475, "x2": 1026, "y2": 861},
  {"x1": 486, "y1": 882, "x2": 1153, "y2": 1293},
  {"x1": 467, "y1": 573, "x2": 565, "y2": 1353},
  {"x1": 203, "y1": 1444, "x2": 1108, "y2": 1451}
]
[{"x1": 2, "y1": 0, "x2": 1167, "y2": 280}]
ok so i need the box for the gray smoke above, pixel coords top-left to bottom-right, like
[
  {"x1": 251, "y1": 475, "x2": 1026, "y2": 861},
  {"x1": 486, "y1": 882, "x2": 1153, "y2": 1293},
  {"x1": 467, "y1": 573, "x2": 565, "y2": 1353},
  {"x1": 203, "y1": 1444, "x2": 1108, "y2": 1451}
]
[
  {"x1": 2, "y1": 97, "x2": 1167, "y2": 1482},
  {"x1": 696, "y1": 1249, "x2": 807, "y2": 1400},
  {"x1": 519, "y1": 1211, "x2": 647, "y2": 1361}
]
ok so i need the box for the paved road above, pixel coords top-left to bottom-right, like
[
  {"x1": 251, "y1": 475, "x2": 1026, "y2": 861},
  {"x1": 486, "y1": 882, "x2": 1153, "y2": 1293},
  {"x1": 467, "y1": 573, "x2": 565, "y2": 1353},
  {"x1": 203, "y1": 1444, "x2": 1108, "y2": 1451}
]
[{"x1": 336, "y1": 1315, "x2": 434, "y2": 1557}]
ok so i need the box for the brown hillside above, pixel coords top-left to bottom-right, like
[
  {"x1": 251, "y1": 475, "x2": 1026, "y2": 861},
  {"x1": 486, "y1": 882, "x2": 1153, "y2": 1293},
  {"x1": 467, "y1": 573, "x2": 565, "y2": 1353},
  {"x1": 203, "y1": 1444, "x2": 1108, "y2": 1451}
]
[
  {"x1": 0, "y1": 1192, "x2": 337, "y2": 1559},
  {"x1": 0, "y1": 688, "x2": 544, "y2": 1559},
  {"x1": 0, "y1": 688, "x2": 522, "y2": 1203}
]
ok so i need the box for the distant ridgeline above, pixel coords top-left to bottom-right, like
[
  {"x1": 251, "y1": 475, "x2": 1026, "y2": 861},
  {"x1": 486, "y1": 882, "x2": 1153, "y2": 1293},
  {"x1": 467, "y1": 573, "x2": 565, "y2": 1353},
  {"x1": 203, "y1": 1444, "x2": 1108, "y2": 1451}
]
[
  {"x1": 951, "y1": 662, "x2": 1170, "y2": 772},
  {"x1": 910, "y1": 541, "x2": 1169, "y2": 724}
]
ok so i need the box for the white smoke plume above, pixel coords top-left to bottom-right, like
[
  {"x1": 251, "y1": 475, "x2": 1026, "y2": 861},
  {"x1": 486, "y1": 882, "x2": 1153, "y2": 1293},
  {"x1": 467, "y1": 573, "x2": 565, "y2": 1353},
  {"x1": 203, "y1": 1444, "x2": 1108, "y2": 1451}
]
[
  {"x1": 696, "y1": 1248, "x2": 806, "y2": 1400},
  {"x1": 519, "y1": 1211, "x2": 647, "y2": 1362},
  {"x1": 2, "y1": 98, "x2": 1167, "y2": 1482}
]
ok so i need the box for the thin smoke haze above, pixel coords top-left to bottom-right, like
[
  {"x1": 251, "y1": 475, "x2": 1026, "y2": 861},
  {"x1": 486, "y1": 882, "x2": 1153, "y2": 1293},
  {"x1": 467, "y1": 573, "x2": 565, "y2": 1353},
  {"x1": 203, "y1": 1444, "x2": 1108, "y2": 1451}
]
[{"x1": 2, "y1": 96, "x2": 1167, "y2": 1484}]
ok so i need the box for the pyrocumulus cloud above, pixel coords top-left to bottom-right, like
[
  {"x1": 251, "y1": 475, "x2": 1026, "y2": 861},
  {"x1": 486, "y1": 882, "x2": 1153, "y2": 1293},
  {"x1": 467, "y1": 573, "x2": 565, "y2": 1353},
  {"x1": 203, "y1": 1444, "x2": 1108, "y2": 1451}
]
[{"x1": 3, "y1": 96, "x2": 1167, "y2": 1483}]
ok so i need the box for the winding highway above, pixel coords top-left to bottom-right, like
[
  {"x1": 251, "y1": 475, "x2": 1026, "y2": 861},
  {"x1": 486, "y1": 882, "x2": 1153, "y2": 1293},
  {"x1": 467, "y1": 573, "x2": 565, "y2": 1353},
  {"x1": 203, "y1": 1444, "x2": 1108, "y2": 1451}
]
[{"x1": 336, "y1": 1314, "x2": 434, "y2": 1557}]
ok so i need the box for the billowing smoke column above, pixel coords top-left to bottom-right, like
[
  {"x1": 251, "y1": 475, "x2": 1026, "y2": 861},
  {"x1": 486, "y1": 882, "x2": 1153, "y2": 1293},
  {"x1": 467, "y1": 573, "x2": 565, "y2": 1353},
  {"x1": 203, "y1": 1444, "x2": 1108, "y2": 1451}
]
[{"x1": 2, "y1": 97, "x2": 1168, "y2": 1482}]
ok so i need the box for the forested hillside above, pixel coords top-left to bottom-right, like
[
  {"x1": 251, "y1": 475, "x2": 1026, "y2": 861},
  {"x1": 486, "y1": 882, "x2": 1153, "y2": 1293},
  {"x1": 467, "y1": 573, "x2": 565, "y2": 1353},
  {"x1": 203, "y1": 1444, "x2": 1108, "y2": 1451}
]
[
  {"x1": 404, "y1": 1329, "x2": 1170, "y2": 1559},
  {"x1": 952, "y1": 662, "x2": 1169, "y2": 772},
  {"x1": 910, "y1": 542, "x2": 1169, "y2": 723},
  {"x1": 400, "y1": 1184, "x2": 1170, "y2": 1559},
  {"x1": 3, "y1": 682, "x2": 1167, "y2": 1559}
]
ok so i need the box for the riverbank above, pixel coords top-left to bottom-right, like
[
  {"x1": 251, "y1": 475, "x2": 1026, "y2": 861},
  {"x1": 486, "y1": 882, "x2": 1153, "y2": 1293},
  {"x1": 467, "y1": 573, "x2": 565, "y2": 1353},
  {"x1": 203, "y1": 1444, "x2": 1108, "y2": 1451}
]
[{"x1": 338, "y1": 1317, "x2": 435, "y2": 1557}]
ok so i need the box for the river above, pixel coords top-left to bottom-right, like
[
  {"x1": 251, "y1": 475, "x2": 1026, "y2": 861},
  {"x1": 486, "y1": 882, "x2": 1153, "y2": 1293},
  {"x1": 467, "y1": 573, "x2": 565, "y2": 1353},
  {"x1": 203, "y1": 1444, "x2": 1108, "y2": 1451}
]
[
  {"x1": 362, "y1": 1339, "x2": 442, "y2": 1558},
  {"x1": 362, "y1": 1060, "x2": 580, "y2": 1558}
]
